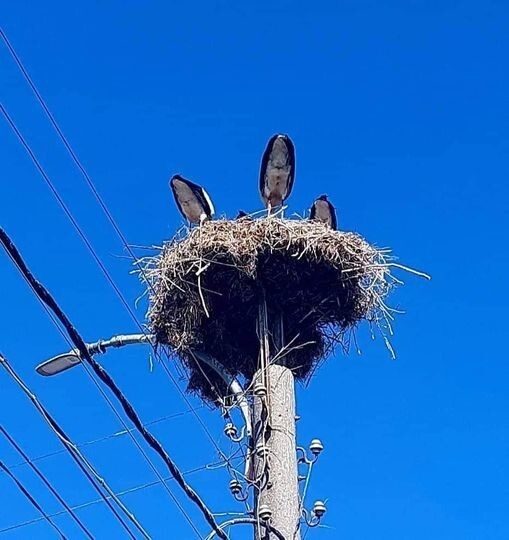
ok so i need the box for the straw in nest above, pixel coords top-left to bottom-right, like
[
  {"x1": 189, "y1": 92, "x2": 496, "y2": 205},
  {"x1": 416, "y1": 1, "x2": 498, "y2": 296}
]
[{"x1": 139, "y1": 217, "x2": 425, "y2": 403}]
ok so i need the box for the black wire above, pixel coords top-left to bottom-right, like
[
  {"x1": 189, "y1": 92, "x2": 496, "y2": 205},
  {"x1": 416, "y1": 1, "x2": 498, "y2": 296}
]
[
  {"x1": 0, "y1": 353, "x2": 142, "y2": 540},
  {"x1": 0, "y1": 94, "x2": 224, "y2": 478},
  {"x1": 0, "y1": 221, "x2": 203, "y2": 536},
  {"x1": 0, "y1": 65, "x2": 230, "y2": 485},
  {"x1": 0, "y1": 456, "x2": 244, "y2": 536},
  {"x1": 6, "y1": 408, "x2": 202, "y2": 471},
  {"x1": 204, "y1": 517, "x2": 285, "y2": 540},
  {"x1": 0, "y1": 247, "x2": 204, "y2": 540},
  {"x1": 160, "y1": 351, "x2": 247, "y2": 476},
  {"x1": 0, "y1": 31, "x2": 229, "y2": 462},
  {"x1": 0, "y1": 227, "x2": 226, "y2": 540},
  {"x1": 0, "y1": 242, "x2": 198, "y2": 539},
  {"x1": 1, "y1": 33, "x2": 236, "y2": 535},
  {"x1": 0, "y1": 27, "x2": 151, "y2": 283},
  {"x1": 0, "y1": 456, "x2": 67, "y2": 539},
  {"x1": 0, "y1": 102, "x2": 141, "y2": 330},
  {"x1": 0, "y1": 425, "x2": 94, "y2": 539}
]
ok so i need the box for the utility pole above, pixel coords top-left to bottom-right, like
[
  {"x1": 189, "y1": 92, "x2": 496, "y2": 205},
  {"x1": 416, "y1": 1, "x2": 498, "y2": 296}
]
[
  {"x1": 251, "y1": 303, "x2": 301, "y2": 540},
  {"x1": 253, "y1": 363, "x2": 300, "y2": 539}
]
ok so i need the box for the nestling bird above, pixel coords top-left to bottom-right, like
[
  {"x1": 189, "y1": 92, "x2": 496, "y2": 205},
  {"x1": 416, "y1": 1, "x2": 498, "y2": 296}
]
[
  {"x1": 259, "y1": 134, "x2": 295, "y2": 213},
  {"x1": 235, "y1": 210, "x2": 252, "y2": 220},
  {"x1": 309, "y1": 195, "x2": 338, "y2": 230},
  {"x1": 169, "y1": 174, "x2": 215, "y2": 225}
]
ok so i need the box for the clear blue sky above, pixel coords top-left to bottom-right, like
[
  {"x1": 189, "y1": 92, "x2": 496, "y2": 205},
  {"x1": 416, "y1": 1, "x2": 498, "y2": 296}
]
[{"x1": 1, "y1": 1, "x2": 508, "y2": 538}]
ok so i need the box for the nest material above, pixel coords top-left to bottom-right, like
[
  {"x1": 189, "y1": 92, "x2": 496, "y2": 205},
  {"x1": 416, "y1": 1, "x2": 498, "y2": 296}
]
[{"x1": 141, "y1": 217, "x2": 396, "y2": 403}]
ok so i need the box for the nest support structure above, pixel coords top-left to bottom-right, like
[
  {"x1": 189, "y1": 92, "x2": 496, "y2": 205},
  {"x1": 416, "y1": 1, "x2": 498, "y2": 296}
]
[{"x1": 140, "y1": 217, "x2": 399, "y2": 404}]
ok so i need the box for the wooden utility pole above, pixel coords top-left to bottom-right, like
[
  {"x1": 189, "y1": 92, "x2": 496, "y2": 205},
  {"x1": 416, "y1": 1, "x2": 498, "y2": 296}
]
[{"x1": 252, "y1": 363, "x2": 301, "y2": 540}]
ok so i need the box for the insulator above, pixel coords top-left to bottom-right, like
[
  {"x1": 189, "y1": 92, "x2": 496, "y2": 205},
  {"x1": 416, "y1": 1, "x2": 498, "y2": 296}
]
[
  {"x1": 313, "y1": 500, "x2": 327, "y2": 518},
  {"x1": 224, "y1": 422, "x2": 238, "y2": 439},
  {"x1": 229, "y1": 479, "x2": 242, "y2": 495},
  {"x1": 255, "y1": 442, "x2": 269, "y2": 457},
  {"x1": 258, "y1": 504, "x2": 272, "y2": 521},
  {"x1": 253, "y1": 381, "x2": 267, "y2": 397},
  {"x1": 309, "y1": 438, "x2": 324, "y2": 456}
]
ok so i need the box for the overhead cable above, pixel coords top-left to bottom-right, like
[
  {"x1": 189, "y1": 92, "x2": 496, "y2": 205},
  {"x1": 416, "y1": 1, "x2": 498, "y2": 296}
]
[
  {"x1": 0, "y1": 35, "x2": 234, "y2": 465},
  {"x1": 0, "y1": 352, "x2": 147, "y2": 540},
  {"x1": 0, "y1": 454, "x2": 67, "y2": 539},
  {"x1": 0, "y1": 99, "x2": 227, "y2": 472},
  {"x1": 0, "y1": 227, "x2": 227, "y2": 540},
  {"x1": 0, "y1": 425, "x2": 94, "y2": 539}
]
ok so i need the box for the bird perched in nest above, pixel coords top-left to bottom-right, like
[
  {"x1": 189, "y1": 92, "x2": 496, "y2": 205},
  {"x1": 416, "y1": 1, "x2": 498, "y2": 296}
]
[
  {"x1": 309, "y1": 194, "x2": 338, "y2": 230},
  {"x1": 259, "y1": 134, "x2": 295, "y2": 214},
  {"x1": 235, "y1": 210, "x2": 252, "y2": 220},
  {"x1": 169, "y1": 174, "x2": 215, "y2": 225}
]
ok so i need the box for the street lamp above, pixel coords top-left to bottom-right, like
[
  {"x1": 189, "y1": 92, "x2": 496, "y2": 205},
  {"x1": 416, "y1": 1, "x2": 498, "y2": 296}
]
[
  {"x1": 35, "y1": 333, "x2": 253, "y2": 477},
  {"x1": 36, "y1": 350, "x2": 82, "y2": 376},
  {"x1": 35, "y1": 333, "x2": 155, "y2": 377}
]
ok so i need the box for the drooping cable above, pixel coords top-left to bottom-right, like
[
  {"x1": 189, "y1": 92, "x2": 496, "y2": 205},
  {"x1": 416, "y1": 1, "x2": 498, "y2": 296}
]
[
  {"x1": 0, "y1": 352, "x2": 146, "y2": 540},
  {"x1": 1, "y1": 36, "x2": 238, "y2": 530},
  {"x1": 0, "y1": 455, "x2": 242, "y2": 536},
  {"x1": 0, "y1": 456, "x2": 67, "y2": 539},
  {"x1": 204, "y1": 517, "x2": 285, "y2": 540},
  {"x1": 0, "y1": 28, "x2": 152, "y2": 284},
  {"x1": 0, "y1": 74, "x2": 235, "y2": 504},
  {"x1": 0, "y1": 224, "x2": 204, "y2": 537},
  {"x1": 0, "y1": 228, "x2": 226, "y2": 540},
  {"x1": 6, "y1": 408, "x2": 203, "y2": 471},
  {"x1": 0, "y1": 35, "x2": 232, "y2": 463},
  {"x1": 0, "y1": 99, "x2": 225, "y2": 472},
  {"x1": 0, "y1": 102, "x2": 141, "y2": 330},
  {"x1": 0, "y1": 425, "x2": 94, "y2": 539}
]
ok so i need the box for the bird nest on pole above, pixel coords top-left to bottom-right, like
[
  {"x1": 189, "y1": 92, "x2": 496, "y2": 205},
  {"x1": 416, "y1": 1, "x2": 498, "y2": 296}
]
[{"x1": 140, "y1": 217, "x2": 400, "y2": 403}]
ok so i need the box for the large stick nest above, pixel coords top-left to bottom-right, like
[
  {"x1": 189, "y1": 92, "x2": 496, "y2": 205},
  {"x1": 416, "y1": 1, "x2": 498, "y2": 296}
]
[{"x1": 140, "y1": 217, "x2": 399, "y2": 403}]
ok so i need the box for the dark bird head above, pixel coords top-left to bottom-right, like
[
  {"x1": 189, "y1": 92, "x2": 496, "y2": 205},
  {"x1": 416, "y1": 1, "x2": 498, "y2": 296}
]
[
  {"x1": 236, "y1": 210, "x2": 248, "y2": 219},
  {"x1": 317, "y1": 194, "x2": 328, "y2": 201}
]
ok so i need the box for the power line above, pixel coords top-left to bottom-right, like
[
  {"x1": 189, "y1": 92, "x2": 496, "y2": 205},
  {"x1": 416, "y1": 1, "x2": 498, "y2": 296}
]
[
  {"x1": 0, "y1": 218, "x2": 205, "y2": 536},
  {"x1": 0, "y1": 227, "x2": 226, "y2": 540},
  {"x1": 0, "y1": 249, "x2": 207, "y2": 540},
  {"x1": 0, "y1": 456, "x2": 243, "y2": 536},
  {"x1": 160, "y1": 350, "x2": 248, "y2": 475},
  {"x1": 0, "y1": 87, "x2": 243, "y2": 528},
  {"x1": 0, "y1": 351, "x2": 147, "y2": 540},
  {"x1": 0, "y1": 45, "x2": 240, "y2": 489},
  {"x1": 0, "y1": 102, "x2": 142, "y2": 334},
  {"x1": 52, "y1": 346, "x2": 205, "y2": 538},
  {"x1": 0, "y1": 457, "x2": 67, "y2": 540},
  {"x1": 0, "y1": 33, "x2": 233, "y2": 461},
  {"x1": 0, "y1": 425, "x2": 94, "y2": 539},
  {"x1": 0, "y1": 98, "x2": 225, "y2": 467},
  {"x1": 0, "y1": 27, "x2": 173, "y2": 332},
  {"x1": 0, "y1": 27, "x2": 153, "y2": 288},
  {"x1": 5, "y1": 407, "x2": 204, "y2": 471},
  {"x1": 1, "y1": 31, "x2": 244, "y2": 531},
  {"x1": 0, "y1": 224, "x2": 212, "y2": 539}
]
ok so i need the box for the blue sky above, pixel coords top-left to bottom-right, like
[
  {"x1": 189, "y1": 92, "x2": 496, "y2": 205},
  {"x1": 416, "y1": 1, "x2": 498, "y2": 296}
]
[{"x1": 1, "y1": 0, "x2": 508, "y2": 538}]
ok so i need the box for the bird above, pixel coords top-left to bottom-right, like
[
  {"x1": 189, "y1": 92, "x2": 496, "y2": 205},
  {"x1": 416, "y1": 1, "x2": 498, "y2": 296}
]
[
  {"x1": 169, "y1": 174, "x2": 215, "y2": 225},
  {"x1": 309, "y1": 195, "x2": 338, "y2": 230},
  {"x1": 259, "y1": 134, "x2": 296, "y2": 213},
  {"x1": 235, "y1": 210, "x2": 251, "y2": 220}
]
